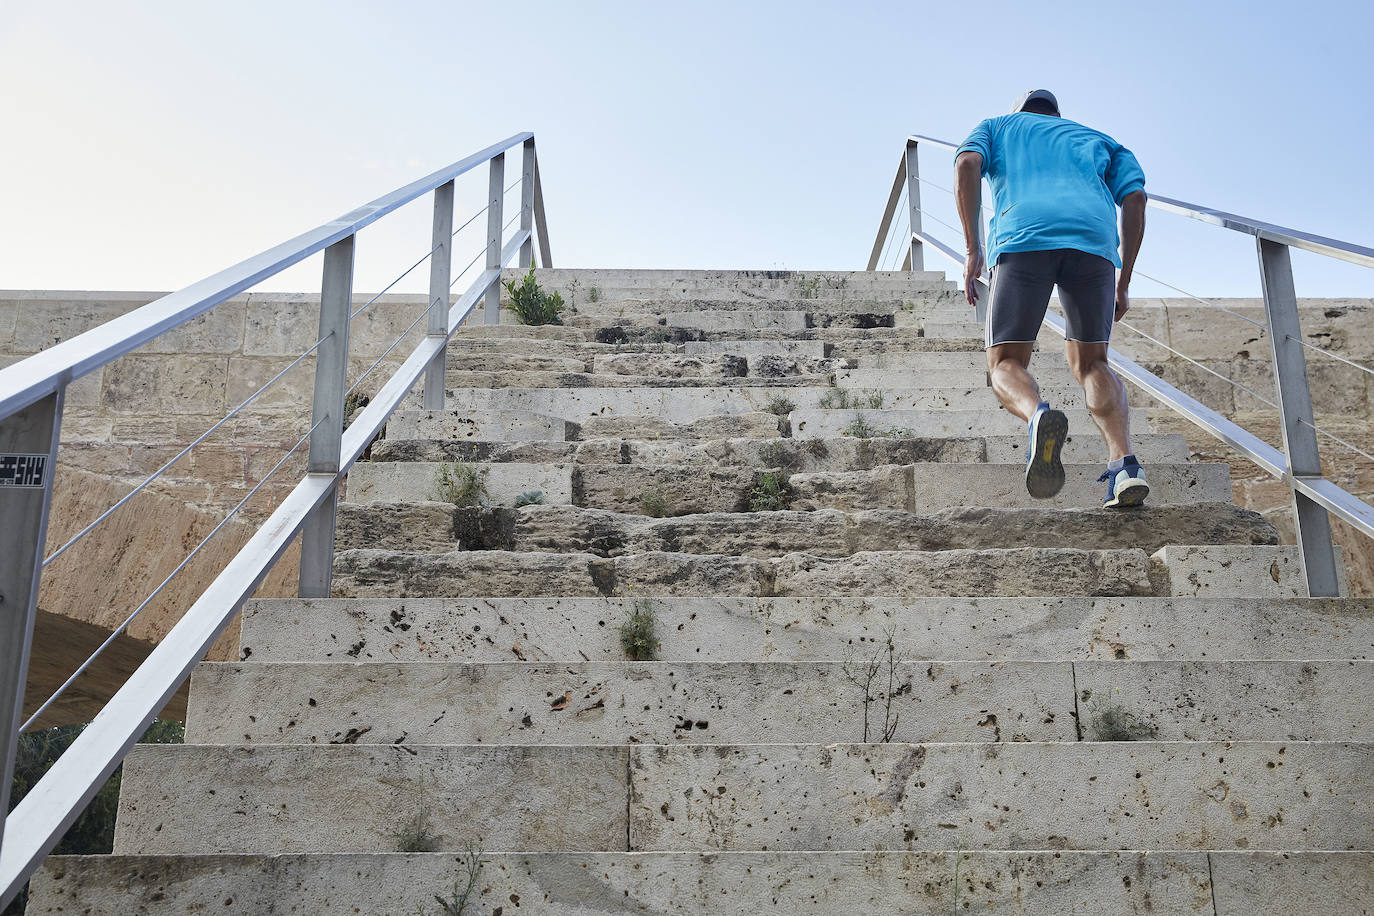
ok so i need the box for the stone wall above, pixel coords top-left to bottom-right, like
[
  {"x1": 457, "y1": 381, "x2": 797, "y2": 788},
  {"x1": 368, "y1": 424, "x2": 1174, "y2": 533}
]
[{"x1": 1, "y1": 291, "x2": 428, "y2": 726}]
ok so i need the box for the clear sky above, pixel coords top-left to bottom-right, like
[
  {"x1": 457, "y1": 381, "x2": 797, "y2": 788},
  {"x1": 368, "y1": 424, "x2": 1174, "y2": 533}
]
[{"x1": 2, "y1": 0, "x2": 1370, "y2": 299}]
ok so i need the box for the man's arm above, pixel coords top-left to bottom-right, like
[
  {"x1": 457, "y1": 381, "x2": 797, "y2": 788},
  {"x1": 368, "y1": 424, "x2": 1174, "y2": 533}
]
[
  {"x1": 1115, "y1": 189, "x2": 1147, "y2": 320},
  {"x1": 954, "y1": 150, "x2": 984, "y2": 306}
]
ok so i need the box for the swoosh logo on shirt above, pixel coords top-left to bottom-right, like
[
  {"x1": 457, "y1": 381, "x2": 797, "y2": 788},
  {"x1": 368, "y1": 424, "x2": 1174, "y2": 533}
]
[{"x1": 1000, "y1": 204, "x2": 1014, "y2": 216}]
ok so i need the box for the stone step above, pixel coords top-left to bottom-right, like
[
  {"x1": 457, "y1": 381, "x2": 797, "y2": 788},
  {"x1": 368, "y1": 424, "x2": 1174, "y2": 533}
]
[
  {"x1": 35, "y1": 850, "x2": 1373, "y2": 915},
  {"x1": 590, "y1": 352, "x2": 843, "y2": 378},
  {"x1": 187, "y1": 660, "x2": 1077, "y2": 745},
  {"x1": 410, "y1": 386, "x2": 1100, "y2": 424},
  {"x1": 385, "y1": 408, "x2": 572, "y2": 442},
  {"x1": 345, "y1": 461, "x2": 1230, "y2": 513},
  {"x1": 330, "y1": 546, "x2": 1159, "y2": 599},
  {"x1": 1156, "y1": 545, "x2": 1351, "y2": 597},
  {"x1": 791, "y1": 407, "x2": 1131, "y2": 438},
  {"x1": 367, "y1": 432, "x2": 1193, "y2": 468},
  {"x1": 503, "y1": 267, "x2": 952, "y2": 284},
  {"x1": 239, "y1": 596, "x2": 1374, "y2": 665},
  {"x1": 841, "y1": 365, "x2": 1081, "y2": 389},
  {"x1": 855, "y1": 351, "x2": 1072, "y2": 372},
  {"x1": 108, "y1": 742, "x2": 1374, "y2": 853},
  {"x1": 186, "y1": 659, "x2": 1372, "y2": 746},
  {"x1": 683, "y1": 339, "x2": 826, "y2": 358},
  {"x1": 436, "y1": 370, "x2": 837, "y2": 389},
  {"x1": 334, "y1": 503, "x2": 1273, "y2": 558},
  {"x1": 576, "y1": 412, "x2": 786, "y2": 441},
  {"x1": 626, "y1": 741, "x2": 1373, "y2": 852}
]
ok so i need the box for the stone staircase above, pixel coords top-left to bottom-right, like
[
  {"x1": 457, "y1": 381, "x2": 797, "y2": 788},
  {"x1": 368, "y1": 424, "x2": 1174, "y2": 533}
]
[{"x1": 29, "y1": 269, "x2": 1374, "y2": 913}]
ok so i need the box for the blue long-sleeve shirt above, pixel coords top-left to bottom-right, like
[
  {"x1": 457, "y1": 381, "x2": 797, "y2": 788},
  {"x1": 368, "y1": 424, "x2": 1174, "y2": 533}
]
[{"x1": 955, "y1": 112, "x2": 1145, "y2": 268}]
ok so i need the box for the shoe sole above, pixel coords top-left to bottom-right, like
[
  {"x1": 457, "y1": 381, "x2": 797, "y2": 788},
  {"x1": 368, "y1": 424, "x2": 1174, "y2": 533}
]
[
  {"x1": 1104, "y1": 480, "x2": 1150, "y2": 509},
  {"x1": 1025, "y1": 409, "x2": 1068, "y2": 499}
]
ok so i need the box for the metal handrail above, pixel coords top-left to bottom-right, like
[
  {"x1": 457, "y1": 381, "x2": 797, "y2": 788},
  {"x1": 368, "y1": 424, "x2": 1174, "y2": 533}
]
[
  {"x1": 880, "y1": 131, "x2": 1374, "y2": 601},
  {"x1": 0, "y1": 135, "x2": 551, "y2": 907}
]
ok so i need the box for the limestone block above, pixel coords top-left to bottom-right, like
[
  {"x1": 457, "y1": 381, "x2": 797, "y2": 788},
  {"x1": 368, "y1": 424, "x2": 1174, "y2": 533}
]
[
  {"x1": 905, "y1": 461, "x2": 1232, "y2": 510},
  {"x1": 101, "y1": 354, "x2": 228, "y2": 415},
  {"x1": 114, "y1": 744, "x2": 628, "y2": 854},
  {"x1": 592, "y1": 353, "x2": 747, "y2": 378},
  {"x1": 573, "y1": 464, "x2": 759, "y2": 514},
  {"x1": 346, "y1": 462, "x2": 573, "y2": 506},
  {"x1": 772, "y1": 548, "x2": 1156, "y2": 597},
  {"x1": 140, "y1": 298, "x2": 247, "y2": 354},
  {"x1": 187, "y1": 660, "x2": 1076, "y2": 745},
  {"x1": 684, "y1": 339, "x2": 826, "y2": 358},
  {"x1": 224, "y1": 354, "x2": 317, "y2": 412},
  {"x1": 1211, "y1": 851, "x2": 1374, "y2": 915},
  {"x1": 335, "y1": 502, "x2": 464, "y2": 552},
  {"x1": 13, "y1": 294, "x2": 139, "y2": 351},
  {"x1": 387, "y1": 409, "x2": 570, "y2": 441},
  {"x1": 579, "y1": 412, "x2": 782, "y2": 440},
  {"x1": 788, "y1": 466, "x2": 912, "y2": 512},
  {"x1": 664, "y1": 310, "x2": 807, "y2": 331},
  {"x1": 1075, "y1": 660, "x2": 1374, "y2": 741},
  {"x1": 28, "y1": 850, "x2": 1223, "y2": 915},
  {"x1": 240, "y1": 595, "x2": 1374, "y2": 666},
  {"x1": 791, "y1": 407, "x2": 1107, "y2": 439},
  {"x1": 984, "y1": 433, "x2": 1191, "y2": 463},
  {"x1": 1154, "y1": 545, "x2": 1348, "y2": 597},
  {"x1": 331, "y1": 548, "x2": 612, "y2": 598},
  {"x1": 627, "y1": 742, "x2": 1374, "y2": 850},
  {"x1": 242, "y1": 292, "x2": 323, "y2": 356}
]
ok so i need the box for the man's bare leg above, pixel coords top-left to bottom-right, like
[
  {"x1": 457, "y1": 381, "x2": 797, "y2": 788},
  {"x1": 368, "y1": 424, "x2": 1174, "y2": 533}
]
[
  {"x1": 1064, "y1": 340, "x2": 1130, "y2": 461},
  {"x1": 987, "y1": 342, "x2": 1040, "y2": 421}
]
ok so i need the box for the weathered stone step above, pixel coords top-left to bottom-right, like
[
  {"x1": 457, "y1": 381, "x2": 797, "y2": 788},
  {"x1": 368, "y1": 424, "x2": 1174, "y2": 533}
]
[
  {"x1": 330, "y1": 546, "x2": 1157, "y2": 599},
  {"x1": 345, "y1": 461, "x2": 1229, "y2": 513},
  {"x1": 240, "y1": 596, "x2": 1374, "y2": 665},
  {"x1": 683, "y1": 339, "x2": 825, "y2": 357},
  {"x1": 436, "y1": 370, "x2": 837, "y2": 389},
  {"x1": 503, "y1": 267, "x2": 951, "y2": 284},
  {"x1": 334, "y1": 502, "x2": 1273, "y2": 558},
  {"x1": 368, "y1": 431, "x2": 1194, "y2": 467},
  {"x1": 187, "y1": 660, "x2": 1372, "y2": 746},
  {"x1": 36, "y1": 850, "x2": 1371, "y2": 915},
  {"x1": 627, "y1": 741, "x2": 1373, "y2": 852},
  {"x1": 186, "y1": 660, "x2": 1076, "y2": 745},
  {"x1": 854, "y1": 351, "x2": 1071, "y2": 372},
  {"x1": 407, "y1": 386, "x2": 1088, "y2": 424},
  {"x1": 108, "y1": 742, "x2": 1374, "y2": 853},
  {"x1": 791, "y1": 407, "x2": 1131, "y2": 439},
  {"x1": 1156, "y1": 544, "x2": 1351, "y2": 598},
  {"x1": 111, "y1": 744, "x2": 628, "y2": 855}
]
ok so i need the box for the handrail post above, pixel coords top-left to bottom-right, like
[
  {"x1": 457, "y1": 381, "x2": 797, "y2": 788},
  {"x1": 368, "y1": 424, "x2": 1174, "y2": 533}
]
[
  {"x1": 1257, "y1": 237, "x2": 1341, "y2": 596},
  {"x1": 298, "y1": 235, "x2": 355, "y2": 598},
  {"x1": 0, "y1": 388, "x2": 64, "y2": 865},
  {"x1": 532, "y1": 154, "x2": 553, "y2": 268},
  {"x1": 519, "y1": 139, "x2": 536, "y2": 269},
  {"x1": 422, "y1": 181, "x2": 455, "y2": 410},
  {"x1": 484, "y1": 152, "x2": 506, "y2": 324},
  {"x1": 904, "y1": 138, "x2": 924, "y2": 271}
]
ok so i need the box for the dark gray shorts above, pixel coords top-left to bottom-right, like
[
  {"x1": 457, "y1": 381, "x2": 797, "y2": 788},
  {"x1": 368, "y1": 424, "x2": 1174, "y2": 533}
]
[{"x1": 985, "y1": 248, "x2": 1116, "y2": 347}]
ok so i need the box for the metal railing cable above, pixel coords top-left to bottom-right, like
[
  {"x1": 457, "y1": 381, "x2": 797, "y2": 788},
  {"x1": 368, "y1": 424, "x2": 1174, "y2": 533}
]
[
  {"x1": 42, "y1": 329, "x2": 336, "y2": 568},
  {"x1": 451, "y1": 203, "x2": 489, "y2": 240},
  {"x1": 878, "y1": 193, "x2": 908, "y2": 270},
  {"x1": 1283, "y1": 334, "x2": 1374, "y2": 379},
  {"x1": 1113, "y1": 320, "x2": 1280, "y2": 408},
  {"x1": 348, "y1": 250, "x2": 485, "y2": 396},
  {"x1": 350, "y1": 242, "x2": 442, "y2": 321},
  {"x1": 451, "y1": 245, "x2": 489, "y2": 289},
  {"x1": 1299, "y1": 417, "x2": 1374, "y2": 465},
  {"x1": 21, "y1": 413, "x2": 327, "y2": 731}
]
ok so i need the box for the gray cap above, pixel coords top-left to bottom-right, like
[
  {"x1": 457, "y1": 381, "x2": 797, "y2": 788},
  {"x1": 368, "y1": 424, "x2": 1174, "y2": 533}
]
[{"x1": 1011, "y1": 89, "x2": 1060, "y2": 115}]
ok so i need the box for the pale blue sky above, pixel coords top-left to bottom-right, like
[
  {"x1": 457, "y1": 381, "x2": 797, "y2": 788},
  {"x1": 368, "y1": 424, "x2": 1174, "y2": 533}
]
[{"x1": 2, "y1": 0, "x2": 1370, "y2": 298}]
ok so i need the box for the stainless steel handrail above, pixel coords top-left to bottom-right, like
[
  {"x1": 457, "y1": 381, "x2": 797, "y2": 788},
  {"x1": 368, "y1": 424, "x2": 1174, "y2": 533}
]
[
  {"x1": 0, "y1": 134, "x2": 551, "y2": 907},
  {"x1": 880, "y1": 131, "x2": 1373, "y2": 599}
]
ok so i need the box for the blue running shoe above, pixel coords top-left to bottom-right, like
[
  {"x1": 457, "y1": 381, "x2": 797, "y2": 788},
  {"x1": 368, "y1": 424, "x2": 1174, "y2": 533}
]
[
  {"x1": 1100, "y1": 455, "x2": 1150, "y2": 508},
  {"x1": 1025, "y1": 402, "x2": 1068, "y2": 499}
]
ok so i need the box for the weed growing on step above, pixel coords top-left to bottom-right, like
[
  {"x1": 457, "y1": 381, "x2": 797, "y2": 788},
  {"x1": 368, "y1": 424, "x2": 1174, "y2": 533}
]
[
  {"x1": 842, "y1": 411, "x2": 912, "y2": 440},
  {"x1": 587, "y1": 285, "x2": 602, "y2": 303},
  {"x1": 565, "y1": 277, "x2": 580, "y2": 310},
  {"x1": 639, "y1": 487, "x2": 671, "y2": 518},
  {"x1": 504, "y1": 267, "x2": 565, "y2": 326},
  {"x1": 620, "y1": 599, "x2": 660, "y2": 660},
  {"x1": 748, "y1": 471, "x2": 792, "y2": 512},
  {"x1": 843, "y1": 627, "x2": 905, "y2": 743},
  {"x1": 763, "y1": 395, "x2": 796, "y2": 418},
  {"x1": 797, "y1": 275, "x2": 821, "y2": 299},
  {"x1": 818, "y1": 388, "x2": 885, "y2": 410},
  {"x1": 757, "y1": 440, "x2": 792, "y2": 469},
  {"x1": 514, "y1": 490, "x2": 544, "y2": 507},
  {"x1": 395, "y1": 800, "x2": 442, "y2": 853},
  {"x1": 416, "y1": 844, "x2": 484, "y2": 915},
  {"x1": 435, "y1": 460, "x2": 489, "y2": 507}
]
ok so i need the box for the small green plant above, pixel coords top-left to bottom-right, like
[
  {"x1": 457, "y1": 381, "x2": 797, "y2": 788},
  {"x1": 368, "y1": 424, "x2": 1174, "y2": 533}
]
[
  {"x1": 587, "y1": 285, "x2": 602, "y2": 303},
  {"x1": 757, "y1": 440, "x2": 791, "y2": 469},
  {"x1": 763, "y1": 395, "x2": 796, "y2": 417},
  {"x1": 503, "y1": 267, "x2": 565, "y2": 326},
  {"x1": 820, "y1": 388, "x2": 885, "y2": 410},
  {"x1": 416, "y1": 844, "x2": 484, "y2": 915},
  {"x1": 639, "y1": 487, "x2": 671, "y2": 518},
  {"x1": 565, "y1": 277, "x2": 580, "y2": 309},
  {"x1": 748, "y1": 471, "x2": 792, "y2": 512},
  {"x1": 395, "y1": 803, "x2": 441, "y2": 853},
  {"x1": 514, "y1": 490, "x2": 544, "y2": 507},
  {"x1": 619, "y1": 599, "x2": 660, "y2": 660},
  {"x1": 843, "y1": 412, "x2": 878, "y2": 439},
  {"x1": 797, "y1": 275, "x2": 821, "y2": 299},
  {"x1": 435, "y1": 460, "x2": 489, "y2": 507}
]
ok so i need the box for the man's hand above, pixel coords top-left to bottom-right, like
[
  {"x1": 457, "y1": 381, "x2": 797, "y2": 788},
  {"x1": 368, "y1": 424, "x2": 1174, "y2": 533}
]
[
  {"x1": 1115, "y1": 276, "x2": 1130, "y2": 321},
  {"x1": 964, "y1": 249, "x2": 985, "y2": 306}
]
